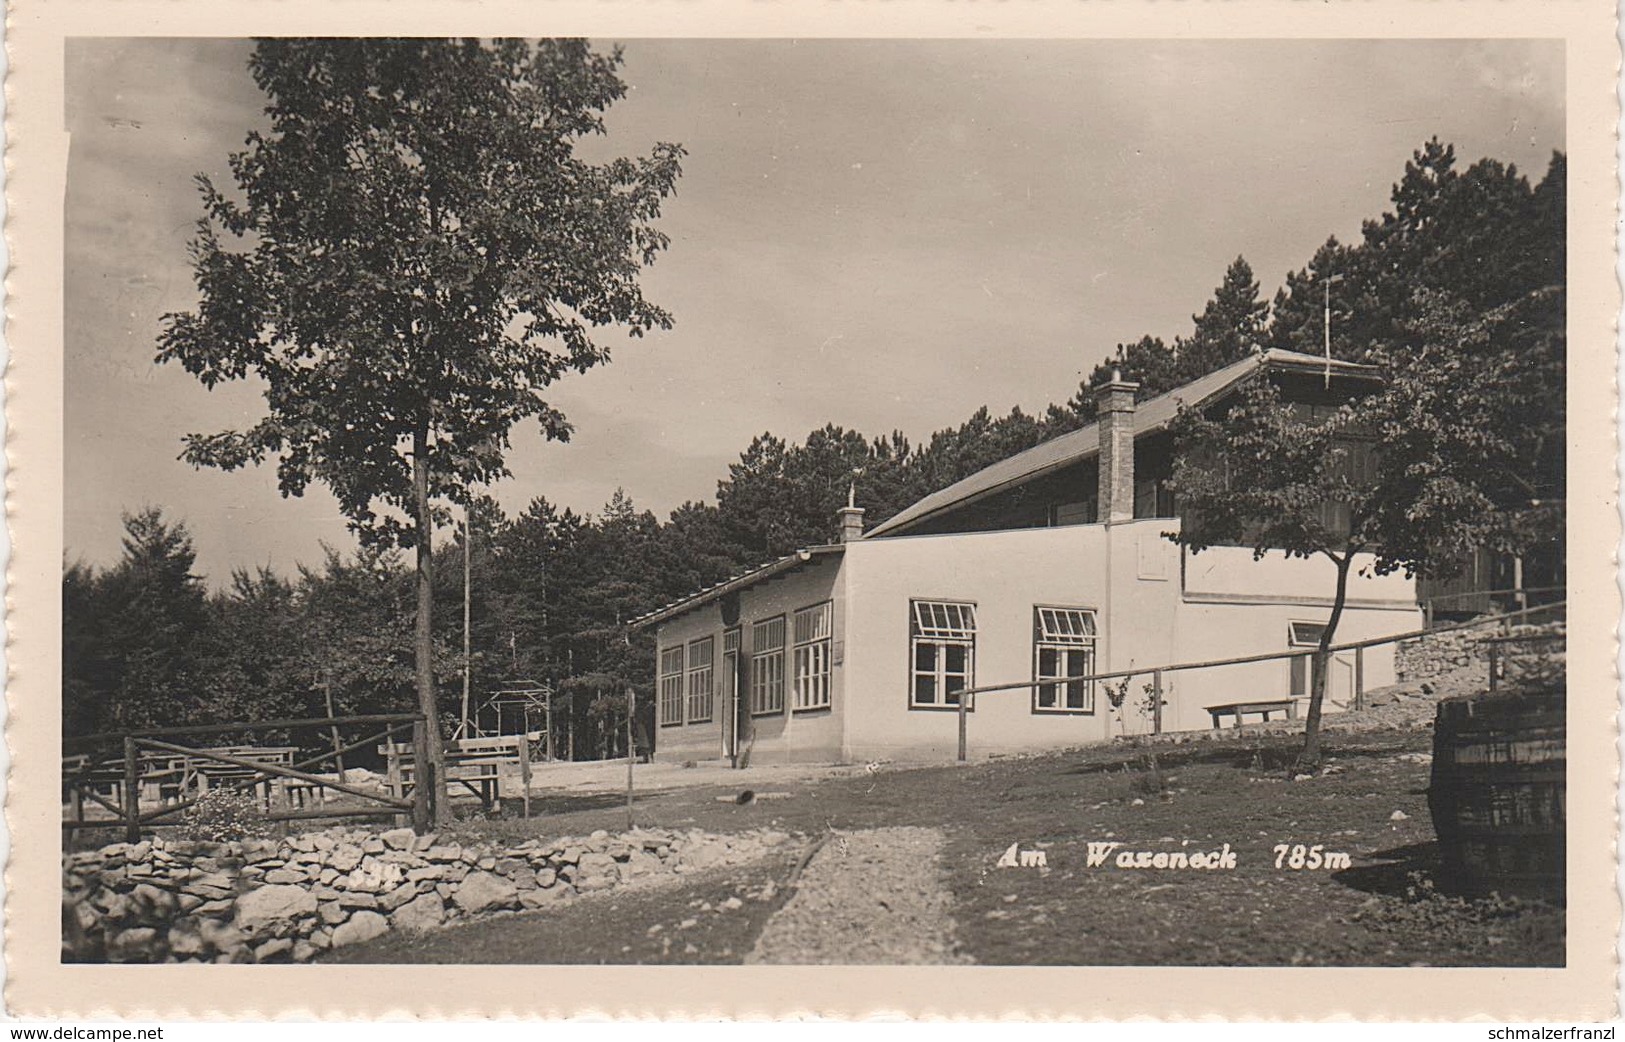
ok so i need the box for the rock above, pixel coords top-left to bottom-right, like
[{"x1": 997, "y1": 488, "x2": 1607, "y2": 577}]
[
  {"x1": 679, "y1": 918, "x2": 698, "y2": 929},
  {"x1": 407, "y1": 866, "x2": 443, "y2": 883},
  {"x1": 623, "y1": 851, "x2": 661, "y2": 878},
  {"x1": 130, "y1": 882, "x2": 179, "y2": 921},
  {"x1": 508, "y1": 867, "x2": 538, "y2": 890},
  {"x1": 534, "y1": 867, "x2": 558, "y2": 888},
  {"x1": 476, "y1": 856, "x2": 497, "y2": 872},
  {"x1": 378, "y1": 883, "x2": 416, "y2": 913},
  {"x1": 361, "y1": 837, "x2": 387, "y2": 856},
  {"x1": 308, "y1": 929, "x2": 331, "y2": 950},
  {"x1": 129, "y1": 840, "x2": 152, "y2": 862},
  {"x1": 287, "y1": 836, "x2": 316, "y2": 854},
  {"x1": 254, "y1": 937, "x2": 293, "y2": 962},
  {"x1": 339, "y1": 892, "x2": 379, "y2": 910},
  {"x1": 1390, "y1": 810, "x2": 1410, "y2": 821},
  {"x1": 453, "y1": 872, "x2": 519, "y2": 915},
  {"x1": 263, "y1": 868, "x2": 306, "y2": 885},
  {"x1": 606, "y1": 842, "x2": 633, "y2": 860},
  {"x1": 557, "y1": 847, "x2": 582, "y2": 866},
  {"x1": 311, "y1": 834, "x2": 335, "y2": 852},
  {"x1": 107, "y1": 927, "x2": 161, "y2": 962},
  {"x1": 414, "y1": 834, "x2": 438, "y2": 852},
  {"x1": 318, "y1": 868, "x2": 340, "y2": 885},
  {"x1": 235, "y1": 885, "x2": 317, "y2": 935},
  {"x1": 291, "y1": 940, "x2": 318, "y2": 963},
  {"x1": 331, "y1": 910, "x2": 388, "y2": 948},
  {"x1": 425, "y1": 845, "x2": 463, "y2": 863},
  {"x1": 590, "y1": 829, "x2": 609, "y2": 841},
  {"x1": 459, "y1": 848, "x2": 481, "y2": 866},
  {"x1": 392, "y1": 892, "x2": 446, "y2": 933},
  {"x1": 200, "y1": 919, "x2": 247, "y2": 956},
  {"x1": 177, "y1": 894, "x2": 203, "y2": 914},
  {"x1": 379, "y1": 828, "x2": 415, "y2": 851},
  {"x1": 328, "y1": 846, "x2": 363, "y2": 872},
  {"x1": 168, "y1": 918, "x2": 206, "y2": 956},
  {"x1": 318, "y1": 901, "x2": 348, "y2": 925},
  {"x1": 194, "y1": 898, "x2": 234, "y2": 917},
  {"x1": 435, "y1": 883, "x2": 455, "y2": 900},
  {"x1": 719, "y1": 896, "x2": 743, "y2": 911}
]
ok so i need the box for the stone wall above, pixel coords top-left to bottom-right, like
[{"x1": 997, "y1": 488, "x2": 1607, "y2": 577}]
[
  {"x1": 1394, "y1": 622, "x2": 1563, "y2": 685},
  {"x1": 63, "y1": 824, "x2": 796, "y2": 964}
]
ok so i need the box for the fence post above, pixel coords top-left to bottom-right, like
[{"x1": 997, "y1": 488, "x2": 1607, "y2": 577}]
[
  {"x1": 625, "y1": 686, "x2": 635, "y2": 831},
  {"x1": 1354, "y1": 645, "x2": 1365, "y2": 712},
  {"x1": 122, "y1": 736, "x2": 140, "y2": 844},
  {"x1": 1488, "y1": 643, "x2": 1500, "y2": 692},
  {"x1": 519, "y1": 732, "x2": 532, "y2": 820},
  {"x1": 410, "y1": 717, "x2": 431, "y2": 834},
  {"x1": 957, "y1": 686, "x2": 968, "y2": 763},
  {"x1": 1152, "y1": 670, "x2": 1164, "y2": 734}
]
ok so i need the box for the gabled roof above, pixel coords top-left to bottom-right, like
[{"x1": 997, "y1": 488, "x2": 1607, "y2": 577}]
[
  {"x1": 628, "y1": 544, "x2": 845, "y2": 631},
  {"x1": 866, "y1": 348, "x2": 1380, "y2": 539}
]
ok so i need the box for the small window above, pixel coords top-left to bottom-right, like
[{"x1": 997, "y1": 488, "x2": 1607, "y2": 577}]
[
  {"x1": 910, "y1": 600, "x2": 976, "y2": 708},
  {"x1": 793, "y1": 602, "x2": 833, "y2": 711},
  {"x1": 1034, "y1": 607, "x2": 1098, "y2": 713},
  {"x1": 686, "y1": 636, "x2": 715, "y2": 723},
  {"x1": 1289, "y1": 621, "x2": 1327, "y2": 698},
  {"x1": 750, "y1": 616, "x2": 787, "y2": 716},
  {"x1": 659, "y1": 645, "x2": 685, "y2": 727}
]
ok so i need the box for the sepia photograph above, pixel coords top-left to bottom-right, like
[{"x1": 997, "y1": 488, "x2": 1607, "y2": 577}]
[{"x1": 9, "y1": 5, "x2": 1609, "y2": 1018}]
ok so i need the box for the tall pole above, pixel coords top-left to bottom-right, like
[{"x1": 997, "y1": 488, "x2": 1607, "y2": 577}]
[
  {"x1": 1322, "y1": 272, "x2": 1344, "y2": 389},
  {"x1": 460, "y1": 506, "x2": 472, "y2": 740},
  {"x1": 625, "y1": 685, "x2": 636, "y2": 830}
]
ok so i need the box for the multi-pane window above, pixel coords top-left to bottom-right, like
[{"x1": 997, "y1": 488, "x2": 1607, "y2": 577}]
[
  {"x1": 659, "y1": 645, "x2": 685, "y2": 726},
  {"x1": 1033, "y1": 607, "x2": 1098, "y2": 713},
  {"x1": 686, "y1": 636, "x2": 715, "y2": 723},
  {"x1": 1288, "y1": 621, "x2": 1327, "y2": 698},
  {"x1": 792, "y1": 602, "x2": 833, "y2": 711},
  {"x1": 749, "y1": 616, "x2": 787, "y2": 716},
  {"x1": 910, "y1": 600, "x2": 976, "y2": 708}
]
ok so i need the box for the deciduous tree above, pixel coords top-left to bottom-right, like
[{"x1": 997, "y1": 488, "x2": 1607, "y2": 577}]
[{"x1": 158, "y1": 39, "x2": 684, "y2": 816}]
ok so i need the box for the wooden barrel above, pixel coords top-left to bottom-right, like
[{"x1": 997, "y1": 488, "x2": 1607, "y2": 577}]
[{"x1": 1428, "y1": 687, "x2": 1564, "y2": 897}]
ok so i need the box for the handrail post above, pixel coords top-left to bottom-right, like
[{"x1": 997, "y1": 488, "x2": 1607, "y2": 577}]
[
  {"x1": 1488, "y1": 643, "x2": 1500, "y2": 692},
  {"x1": 1152, "y1": 669, "x2": 1164, "y2": 734},
  {"x1": 1354, "y1": 645, "x2": 1365, "y2": 712},
  {"x1": 410, "y1": 716, "x2": 431, "y2": 833},
  {"x1": 957, "y1": 685, "x2": 968, "y2": 763},
  {"x1": 122, "y1": 736, "x2": 140, "y2": 844}
]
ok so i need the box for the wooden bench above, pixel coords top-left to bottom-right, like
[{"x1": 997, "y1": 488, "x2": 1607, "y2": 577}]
[{"x1": 1207, "y1": 699, "x2": 1299, "y2": 729}]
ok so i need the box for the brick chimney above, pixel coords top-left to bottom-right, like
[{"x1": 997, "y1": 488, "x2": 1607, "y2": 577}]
[
  {"x1": 1095, "y1": 369, "x2": 1140, "y2": 524},
  {"x1": 838, "y1": 483, "x2": 866, "y2": 543}
]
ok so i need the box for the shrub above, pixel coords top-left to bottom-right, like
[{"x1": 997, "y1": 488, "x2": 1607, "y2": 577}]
[{"x1": 180, "y1": 787, "x2": 270, "y2": 842}]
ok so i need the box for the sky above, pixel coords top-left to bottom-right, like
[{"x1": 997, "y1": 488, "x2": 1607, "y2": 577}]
[{"x1": 63, "y1": 38, "x2": 1565, "y2": 585}]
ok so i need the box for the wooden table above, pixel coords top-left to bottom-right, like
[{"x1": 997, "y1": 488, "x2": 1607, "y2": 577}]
[{"x1": 1207, "y1": 699, "x2": 1299, "y2": 729}]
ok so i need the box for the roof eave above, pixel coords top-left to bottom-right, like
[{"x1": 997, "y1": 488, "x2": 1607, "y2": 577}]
[{"x1": 627, "y1": 544, "x2": 845, "y2": 631}]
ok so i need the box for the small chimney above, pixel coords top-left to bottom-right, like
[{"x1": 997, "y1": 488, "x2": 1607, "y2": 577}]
[
  {"x1": 838, "y1": 482, "x2": 866, "y2": 543},
  {"x1": 1095, "y1": 369, "x2": 1140, "y2": 524}
]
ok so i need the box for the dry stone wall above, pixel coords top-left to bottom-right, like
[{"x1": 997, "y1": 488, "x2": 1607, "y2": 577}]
[
  {"x1": 1394, "y1": 622, "x2": 1562, "y2": 686},
  {"x1": 63, "y1": 824, "x2": 796, "y2": 964}
]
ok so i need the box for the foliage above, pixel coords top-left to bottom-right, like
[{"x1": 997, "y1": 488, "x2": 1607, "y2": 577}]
[{"x1": 179, "y1": 787, "x2": 272, "y2": 842}]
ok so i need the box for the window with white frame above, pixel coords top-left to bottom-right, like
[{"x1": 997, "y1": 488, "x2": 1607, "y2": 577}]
[
  {"x1": 792, "y1": 602, "x2": 833, "y2": 711},
  {"x1": 1288, "y1": 621, "x2": 1327, "y2": 699},
  {"x1": 1033, "y1": 607, "x2": 1098, "y2": 713},
  {"x1": 686, "y1": 636, "x2": 715, "y2": 723},
  {"x1": 910, "y1": 600, "x2": 976, "y2": 708},
  {"x1": 659, "y1": 645, "x2": 685, "y2": 726},
  {"x1": 749, "y1": 616, "x2": 786, "y2": 716}
]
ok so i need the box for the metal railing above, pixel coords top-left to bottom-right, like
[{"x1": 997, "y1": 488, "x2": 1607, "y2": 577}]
[
  {"x1": 63, "y1": 712, "x2": 432, "y2": 842},
  {"x1": 948, "y1": 600, "x2": 1565, "y2": 761}
]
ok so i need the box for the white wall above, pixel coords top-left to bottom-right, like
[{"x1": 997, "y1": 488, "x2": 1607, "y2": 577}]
[{"x1": 650, "y1": 555, "x2": 847, "y2": 765}]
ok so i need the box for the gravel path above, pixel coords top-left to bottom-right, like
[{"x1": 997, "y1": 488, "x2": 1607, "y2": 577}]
[{"x1": 746, "y1": 826, "x2": 970, "y2": 965}]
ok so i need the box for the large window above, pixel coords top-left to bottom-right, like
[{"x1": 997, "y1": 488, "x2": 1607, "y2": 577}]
[
  {"x1": 1033, "y1": 607, "x2": 1098, "y2": 713},
  {"x1": 910, "y1": 600, "x2": 976, "y2": 709},
  {"x1": 792, "y1": 602, "x2": 833, "y2": 711},
  {"x1": 750, "y1": 616, "x2": 786, "y2": 716},
  {"x1": 659, "y1": 645, "x2": 685, "y2": 727},
  {"x1": 686, "y1": 636, "x2": 715, "y2": 723}
]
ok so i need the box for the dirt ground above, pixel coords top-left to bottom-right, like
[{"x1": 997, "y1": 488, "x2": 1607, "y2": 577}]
[{"x1": 333, "y1": 727, "x2": 1563, "y2": 967}]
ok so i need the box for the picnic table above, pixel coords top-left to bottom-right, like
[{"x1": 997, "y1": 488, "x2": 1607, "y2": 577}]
[
  {"x1": 1206, "y1": 699, "x2": 1299, "y2": 729},
  {"x1": 381, "y1": 734, "x2": 534, "y2": 817}
]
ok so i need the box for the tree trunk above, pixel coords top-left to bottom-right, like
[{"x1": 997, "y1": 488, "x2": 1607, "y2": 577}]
[
  {"x1": 413, "y1": 426, "x2": 450, "y2": 822},
  {"x1": 1299, "y1": 551, "x2": 1354, "y2": 770}
]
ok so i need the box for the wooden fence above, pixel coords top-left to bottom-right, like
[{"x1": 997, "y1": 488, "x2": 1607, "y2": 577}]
[
  {"x1": 949, "y1": 600, "x2": 1566, "y2": 761},
  {"x1": 63, "y1": 712, "x2": 432, "y2": 842}
]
